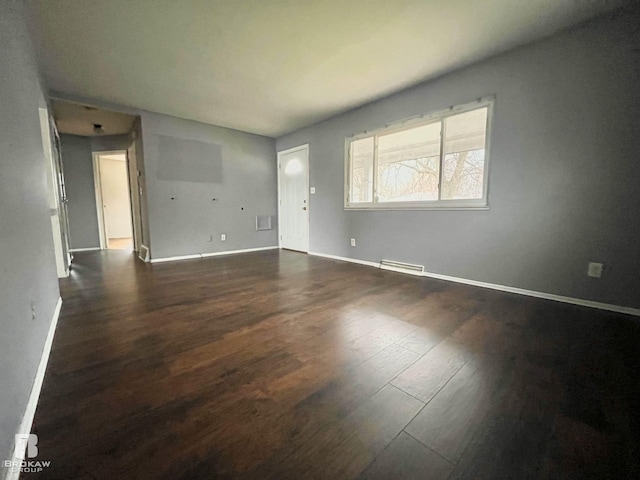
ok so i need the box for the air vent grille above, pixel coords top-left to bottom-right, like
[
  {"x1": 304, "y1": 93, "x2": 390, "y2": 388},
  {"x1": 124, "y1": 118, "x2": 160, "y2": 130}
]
[
  {"x1": 139, "y1": 245, "x2": 150, "y2": 263},
  {"x1": 256, "y1": 215, "x2": 272, "y2": 231},
  {"x1": 380, "y1": 259, "x2": 424, "y2": 274}
]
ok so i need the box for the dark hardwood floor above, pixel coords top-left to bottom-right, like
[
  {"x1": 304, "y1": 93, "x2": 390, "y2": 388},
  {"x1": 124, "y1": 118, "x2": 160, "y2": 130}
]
[{"x1": 25, "y1": 249, "x2": 640, "y2": 479}]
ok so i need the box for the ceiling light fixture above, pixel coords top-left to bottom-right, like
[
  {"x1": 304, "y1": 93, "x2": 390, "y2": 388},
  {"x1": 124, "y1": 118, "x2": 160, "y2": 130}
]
[{"x1": 93, "y1": 123, "x2": 104, "y2": 135}]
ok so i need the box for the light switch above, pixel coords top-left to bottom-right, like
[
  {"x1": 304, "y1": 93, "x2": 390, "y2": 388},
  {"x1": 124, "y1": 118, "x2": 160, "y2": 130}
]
[{"x1": 310, "y1": 187, "x2": 316, "y2": 194}]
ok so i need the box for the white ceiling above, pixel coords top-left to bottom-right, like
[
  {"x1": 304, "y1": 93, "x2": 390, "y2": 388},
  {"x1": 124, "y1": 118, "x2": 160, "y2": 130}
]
[
  {"x1": 51, "y1": 99, "x2": 136, "y2": 137},
  {"x1": 29, "y1": 0, "x2": 624, "y2": 138}
]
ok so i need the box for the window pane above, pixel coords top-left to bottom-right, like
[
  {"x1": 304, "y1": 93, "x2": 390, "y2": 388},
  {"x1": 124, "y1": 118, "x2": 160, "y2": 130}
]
[
  {"x1": 442, "y1": 108, "x2": 487, "y2": 200},
  {"x1": 349, "y1": 137, "x2": 374, "y2": 203},
  {"x1": 377, "y1": 122, "x2": 441, "y2": 202}
]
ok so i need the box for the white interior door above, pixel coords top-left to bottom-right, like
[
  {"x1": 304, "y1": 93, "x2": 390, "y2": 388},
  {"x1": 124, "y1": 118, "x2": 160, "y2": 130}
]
[
  {"x1": 278, "y1": 145, "x2": 309, "y2": 252},
  {"x1": 99, "y1": 157, "x2": 133, "y2": 240},
  {"x1": 93, "y1": 152, "x2": 134, "y2": 250}
]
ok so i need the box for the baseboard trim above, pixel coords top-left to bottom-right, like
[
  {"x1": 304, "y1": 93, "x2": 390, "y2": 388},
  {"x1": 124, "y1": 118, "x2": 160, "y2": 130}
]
[
  {"x1": 307, "y1": 252, "x2": 640, "y2": 317},
  {"x1": 150, "y1": 246, "x2": 279, "y2": 264},
  {"x1": 420, "y1": 270, "x2": 640, "y2": 317},
  {"x1": 69, "y1": 247, "x2": 100, "y2": 252},
  {"x1": 150, "y1": 254, "x2": 201, "y2": 264},
  {"x1": 5, "y1": 297, "x2": 62, "y2": 480}
]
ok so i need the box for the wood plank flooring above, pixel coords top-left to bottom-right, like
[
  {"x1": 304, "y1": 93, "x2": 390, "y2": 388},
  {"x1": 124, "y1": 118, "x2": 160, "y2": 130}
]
[
  {"x1": 24, "y1": 249, "x2": 640, "y2": 479},
  {"x1": 107, "y1": 237, "x2": 133, "y2": 250}
]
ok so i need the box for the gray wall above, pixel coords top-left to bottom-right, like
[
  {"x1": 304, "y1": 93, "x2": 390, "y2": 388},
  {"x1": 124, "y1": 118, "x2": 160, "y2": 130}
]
[
  {"x1": 91, "y1": 134, "x2": 129, "y2": 153},
  {"x1": 60, "y1": 134, "x2": 101, "y2": 249},
  {"x1": 0, "y1": 0, "x2": 61, "y2": 466},
  {"x1": 277, "y1": 9, "x2": 640, "y2": 310},
  {"x1": 140, "y1": 112, "x2": 278, "y2": 259}
]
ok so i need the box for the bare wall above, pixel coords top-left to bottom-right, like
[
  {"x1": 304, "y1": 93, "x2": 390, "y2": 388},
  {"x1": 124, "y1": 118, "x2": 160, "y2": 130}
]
[
  {"x1": 276, "y1": 9, "x2": 640, "y2": 310},
  {"x1": 60, "y1": 134, "x2": 100, "y2": 249},
  {"x1": 0, "y1": 0, "x2": 61, "y2": 466},
  {"x1": 91, "y1": 134, "x2": 129, "y2": 153},
  {"x1": 140, "y1": 112, "x2": 278, "y2": 259}
]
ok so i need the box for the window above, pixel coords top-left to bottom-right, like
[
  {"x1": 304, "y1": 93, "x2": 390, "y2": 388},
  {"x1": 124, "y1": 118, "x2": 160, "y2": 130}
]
[{"x1": 345, "y1": 97, "x2": 492, "y2": 209}]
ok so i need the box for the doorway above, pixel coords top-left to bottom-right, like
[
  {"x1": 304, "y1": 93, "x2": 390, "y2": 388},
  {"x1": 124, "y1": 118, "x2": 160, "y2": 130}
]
[
  {"x1": 93, "y1": 151, "x2": 134, "y2": 250},
  {"x1": 277, "y1": 144, "x2": 309, "y2": 252}
]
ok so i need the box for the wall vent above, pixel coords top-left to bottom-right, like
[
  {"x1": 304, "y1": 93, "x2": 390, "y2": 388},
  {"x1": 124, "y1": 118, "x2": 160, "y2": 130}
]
[
  {"x1": 380, "y1": 259, "x2": 424, "y2": 275},
  {"x1": 138, "y1": 245, "x2": 150, "y2": 263},
  {"x1": 256, "y1": 215, "x2": 272, "y2": 231}
]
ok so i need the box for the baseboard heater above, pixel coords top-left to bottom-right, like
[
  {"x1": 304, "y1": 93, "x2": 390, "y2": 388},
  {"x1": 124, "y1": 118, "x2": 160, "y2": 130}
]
[{"x1": 380, "y1": 259, "x2": 424, "y2": 275}]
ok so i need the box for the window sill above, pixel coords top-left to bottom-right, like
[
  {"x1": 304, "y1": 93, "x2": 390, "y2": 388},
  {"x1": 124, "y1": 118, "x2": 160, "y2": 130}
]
[
  {"x1": 344, "y1": 202, "x2": 489, "y2": 211},
  {"x1": 345, "y1": 206, "x2": 490, "y2": 211}
]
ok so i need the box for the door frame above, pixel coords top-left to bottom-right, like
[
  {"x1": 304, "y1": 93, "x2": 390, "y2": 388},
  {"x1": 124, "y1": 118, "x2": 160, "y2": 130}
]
[
  {"x1": 39, "y1": 107, "x2": 71, "y2": 277},
  {"x1": 127, "y1": 132, "x2": 143, "y2": 252},
  {"x1": 277, "y1": 144, "x2": 310, "y2": 252},
  {"x1": 92, "y1": 150, "x2": 134, "y2": 250}
]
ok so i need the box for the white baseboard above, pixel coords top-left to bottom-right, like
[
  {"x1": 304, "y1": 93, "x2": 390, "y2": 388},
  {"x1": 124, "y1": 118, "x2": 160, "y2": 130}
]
[
  {"x1": 420, "y1": 270, "x2": 640, "y2": 316},
  {"x1": 150, "y1": 246, "x2": 279, "y2": 264},
  {"x1": 150, "y1": 254, "x2": 201, "y2": 264},
  {"x1": 69, "y1": 247, "x2": 100, "y2": 252},
  {"x1": 307, "y1": 252, "x2": 640, "y2": 317},
  {"x1": 5, "y1": 297, "x2": 62, "y2": 480}
]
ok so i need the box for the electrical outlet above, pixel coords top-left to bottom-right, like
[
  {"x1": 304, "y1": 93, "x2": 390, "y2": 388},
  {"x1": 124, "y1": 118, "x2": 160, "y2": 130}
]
[
  {"x1": 220, "y1": 234, "x2": 226, "y2": 241},
  {"x1": 30, "y1": 301, "x2": 36, "y2": 321},
  {"x1": 587, "y1": 262, "x2": 603, "y2": 278},
  {"x1": 350, "y1": 238, "x2": 356, "y2": 247}
]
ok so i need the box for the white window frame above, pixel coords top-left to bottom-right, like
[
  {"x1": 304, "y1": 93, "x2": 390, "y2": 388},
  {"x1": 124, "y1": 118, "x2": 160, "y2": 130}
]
[{"x1": 344, "y1": 96, "x2": 494, "y2": 210}]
